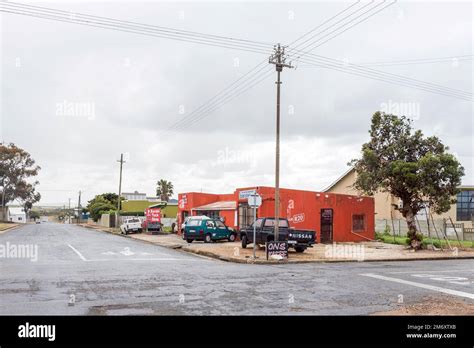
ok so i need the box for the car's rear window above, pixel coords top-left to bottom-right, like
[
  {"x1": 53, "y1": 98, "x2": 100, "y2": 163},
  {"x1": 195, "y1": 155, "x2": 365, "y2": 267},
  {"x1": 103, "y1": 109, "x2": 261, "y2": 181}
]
[
  {"x1": 188, "y1": 220, "x2": 200, "y2": 226},
  {"x1": 129, "y1": 218, "x2": 140, "y2": 223},
  {"x1": 263, "y1": 219, "x2": 288, "y2": 227}
]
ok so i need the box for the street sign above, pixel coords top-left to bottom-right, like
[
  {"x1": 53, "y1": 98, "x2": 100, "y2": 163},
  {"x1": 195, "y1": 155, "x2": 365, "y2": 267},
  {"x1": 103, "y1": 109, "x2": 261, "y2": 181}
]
[
  {"x1": 239, "y1": 189, "x2": 256, "y2": 200},
  {"x1": 247, "y1": 193, "x2": 262, "y2": 207},
  {"x1": 248, "y1": 193, "x2": 262, "y2": 259},
  {"x1": 266, "y1": 241, "x2": 288, "y2": 260}
]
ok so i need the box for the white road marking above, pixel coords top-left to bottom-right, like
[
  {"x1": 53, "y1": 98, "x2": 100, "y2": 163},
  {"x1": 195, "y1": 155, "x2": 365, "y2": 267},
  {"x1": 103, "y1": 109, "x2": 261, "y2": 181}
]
[
  {"x1": 86, "y1": 258, "x2": 196, "y2": 262},
  {"x1": 119, "y1": 247, "x2": 135, "y2": 256},
  {"x1": 360, "y1": 273, "x2": 474, "y2": 300},
  {"x1": 388, "y1": 269, "x2": 474, "y2": 274},
  {"x1": 67, "y1": 244, "x2": 88, "y2": 261}
]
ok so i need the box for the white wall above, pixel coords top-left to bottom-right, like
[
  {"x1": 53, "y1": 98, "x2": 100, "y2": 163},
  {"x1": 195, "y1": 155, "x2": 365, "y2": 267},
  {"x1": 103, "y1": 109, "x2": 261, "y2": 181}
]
[{"x1": 9, "y1": 214, "x2": 26, "y2": 223}]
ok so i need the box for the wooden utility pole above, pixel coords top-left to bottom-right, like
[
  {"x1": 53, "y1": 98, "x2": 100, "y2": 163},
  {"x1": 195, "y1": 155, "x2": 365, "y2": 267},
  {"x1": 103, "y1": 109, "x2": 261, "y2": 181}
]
[
  {"x1": 77, "y1": 190, "x2": 81, "y2": 224},
  {"x1": 268, "y1": 44, "x2": 292, "y2": 240},
  {"x1": 116, "y1": 153, "x2": 125, "y2": 228}
]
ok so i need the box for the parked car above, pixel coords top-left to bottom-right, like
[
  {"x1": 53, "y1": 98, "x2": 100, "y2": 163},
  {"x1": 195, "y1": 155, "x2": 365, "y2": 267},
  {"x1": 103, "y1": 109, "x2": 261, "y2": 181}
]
[
  {"x1": 184, "y1": 218, "x2": 236, "y2": 243},
  {"x1": 239, "y1": 217, "x2": 316, "y2": 253},
  {"x1": 120, "y1": 218, "x2": 143, "y2": 235},
  {"x1": 181, "y1": 215, "x2": 211, "y2": 239}
]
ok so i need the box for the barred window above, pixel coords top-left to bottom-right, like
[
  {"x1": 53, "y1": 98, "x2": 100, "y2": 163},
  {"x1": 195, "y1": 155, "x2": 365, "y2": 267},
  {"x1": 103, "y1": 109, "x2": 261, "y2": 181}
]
[{"x1": 352, "y1": 214, "x2": 366, "y2": 232}]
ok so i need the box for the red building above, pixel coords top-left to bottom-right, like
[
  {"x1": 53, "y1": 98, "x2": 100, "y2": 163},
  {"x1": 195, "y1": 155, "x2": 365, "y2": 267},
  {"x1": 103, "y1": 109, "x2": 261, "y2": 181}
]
[{"x1": 178, "y1": 186, "x2": 374, "y2": 243}]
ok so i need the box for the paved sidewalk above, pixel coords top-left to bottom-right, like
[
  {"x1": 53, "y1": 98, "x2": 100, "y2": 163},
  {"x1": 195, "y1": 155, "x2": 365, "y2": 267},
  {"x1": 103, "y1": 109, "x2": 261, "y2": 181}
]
[{"x1": 79, "y1": 223, "x2": 474, "y2": 264}]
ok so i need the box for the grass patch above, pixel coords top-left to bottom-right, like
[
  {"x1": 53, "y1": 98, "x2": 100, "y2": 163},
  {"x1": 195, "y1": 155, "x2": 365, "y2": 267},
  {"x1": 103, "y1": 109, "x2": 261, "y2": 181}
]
[
  {"x1": 0, "y1": 223, "x2": 17, "y2": 231},
  {"x1": 375, "y1": 231, "x2": 474, "y2": 249}
]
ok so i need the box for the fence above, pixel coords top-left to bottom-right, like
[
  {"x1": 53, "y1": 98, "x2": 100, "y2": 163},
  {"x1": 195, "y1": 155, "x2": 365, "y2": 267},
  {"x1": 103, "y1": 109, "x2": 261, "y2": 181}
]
[{"x1": 376, "y1": 218, "x2": 473, "y2": 241}]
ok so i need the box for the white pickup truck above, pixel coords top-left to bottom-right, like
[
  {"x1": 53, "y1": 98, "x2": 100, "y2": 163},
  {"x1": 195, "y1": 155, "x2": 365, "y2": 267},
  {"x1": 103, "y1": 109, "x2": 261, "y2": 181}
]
[{"x1": 120, "y1": 218, "x2": 143, "y2": 235}]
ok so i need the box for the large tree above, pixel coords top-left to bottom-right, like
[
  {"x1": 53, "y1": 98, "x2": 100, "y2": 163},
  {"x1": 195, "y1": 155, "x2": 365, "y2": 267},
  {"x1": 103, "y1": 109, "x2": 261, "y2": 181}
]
[
  {"x1": 156, "y1": 179, "x2": 174, "y2": 202},
  {"x1": 85, "y1": 193, "x2": 120, "y2": 222},
  {"x1": 0, "y1": 143, "x2": 41, "y2": 218},
  {"x1": 350, "y1": 112, "x2": 464, "y2": 249}
]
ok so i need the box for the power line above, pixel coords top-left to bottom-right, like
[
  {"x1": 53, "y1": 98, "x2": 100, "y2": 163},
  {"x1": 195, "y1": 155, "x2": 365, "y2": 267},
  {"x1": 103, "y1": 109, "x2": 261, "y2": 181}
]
[
  {"x1": 3, "y1": 2, "x2": 274, "y2": 48},
  {"x1": 285, "y1": 0, "x2": 362, "y2": 47},
  {"x1": 296, "y1": 56, "x2": 473, "y2": 101},
  {"x1": 0, "y1": 3, "x2": 273, "y2": 55},
  {"x1": 287, "y1": 0, "x2": 381, "y2": 54},
  {"x1": 172, "y1": 69, "x2": 274, "y2": 132},
  {"x1": 288, "y1": 1, "x2": 397, "y2": 61},
  {"x1": 357, "y1": 55, "x2": 474, "y2": 67},
  {"x1": 299, "y1": 52, "x2": 472, "y2": 99},
  {"x1": 168, "y1": 1, "x2": 390, "y2": 133},
  {"x1": 167, "y1": 64, "x2": 272, "y2": 133}
]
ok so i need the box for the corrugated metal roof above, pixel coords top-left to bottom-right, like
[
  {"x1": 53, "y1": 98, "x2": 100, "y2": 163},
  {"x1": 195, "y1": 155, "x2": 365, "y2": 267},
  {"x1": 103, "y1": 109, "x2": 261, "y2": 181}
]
[{"x1": 192, "y1": 201, "x2": 236, "y2": 211}]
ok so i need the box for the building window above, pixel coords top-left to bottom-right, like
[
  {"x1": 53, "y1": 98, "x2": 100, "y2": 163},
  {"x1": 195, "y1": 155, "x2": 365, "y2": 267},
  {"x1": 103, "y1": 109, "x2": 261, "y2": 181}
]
[
  {"x1": 456, "y1": 189, "x2": 474, "y2": 221},
  {"x1": 352, "y1": 214, "x2": 366, "y2": 232}
]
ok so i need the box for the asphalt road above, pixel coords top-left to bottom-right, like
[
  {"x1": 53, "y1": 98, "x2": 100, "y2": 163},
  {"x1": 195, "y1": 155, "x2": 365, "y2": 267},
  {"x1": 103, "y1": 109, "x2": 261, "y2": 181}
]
[{"x1": 0, "y1": 223, "x2": 473, "y2": 315}]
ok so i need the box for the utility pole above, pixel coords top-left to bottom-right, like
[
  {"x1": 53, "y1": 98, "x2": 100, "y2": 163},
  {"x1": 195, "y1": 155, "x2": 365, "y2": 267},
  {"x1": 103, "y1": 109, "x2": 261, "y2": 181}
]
[
  {"x1": 68, "y1": 198, "x2": 71, "y2": 224},
  {"x1": 116, "y1": 153, "x2": 125, "y2": 229},
  {"x1": 268, "y1": 44, "x2": 293, "y2": 241},
  {"x1": 77, "y1": 191, "x2": 81, "y2": 224}
]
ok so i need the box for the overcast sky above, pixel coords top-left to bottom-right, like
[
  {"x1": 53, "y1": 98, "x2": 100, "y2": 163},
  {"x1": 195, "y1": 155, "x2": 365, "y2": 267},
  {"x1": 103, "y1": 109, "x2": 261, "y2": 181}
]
[{"x1": 1, "y1": 0, "x2": 472, "y2": 207}]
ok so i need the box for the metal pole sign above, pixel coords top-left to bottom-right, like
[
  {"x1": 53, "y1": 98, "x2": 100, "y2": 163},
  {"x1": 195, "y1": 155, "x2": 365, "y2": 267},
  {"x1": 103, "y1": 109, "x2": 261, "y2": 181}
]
[{"x1": 248, "y1": 193, "x2": 262, "y2": 259}]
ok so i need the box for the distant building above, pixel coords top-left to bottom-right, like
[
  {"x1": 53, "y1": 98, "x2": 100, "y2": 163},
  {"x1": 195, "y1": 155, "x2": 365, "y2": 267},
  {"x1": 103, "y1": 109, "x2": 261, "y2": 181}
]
[
  {"x1": 324, "y1": 167, "x2": 474, "y2": 226},
  {"x1": 6, "y1": 206, "x2": 27, "y2": 224},
  {"x1": 121, "y1": 191, "x2": 147, "y2": 201}
]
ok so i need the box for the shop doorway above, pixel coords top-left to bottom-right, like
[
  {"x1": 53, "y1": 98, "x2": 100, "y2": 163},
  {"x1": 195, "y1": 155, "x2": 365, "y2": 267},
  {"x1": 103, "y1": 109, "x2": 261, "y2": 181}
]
[
  {"x1": 238, "y1": 203, "x2": 255, "y2": 229},
  {"x1": 320, "y1": 208, "x2": 333, "y2": 243}
]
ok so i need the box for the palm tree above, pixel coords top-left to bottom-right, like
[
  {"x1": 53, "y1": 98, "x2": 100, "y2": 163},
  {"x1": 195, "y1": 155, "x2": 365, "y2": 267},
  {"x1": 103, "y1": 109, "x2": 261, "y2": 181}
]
[{"x1": 156, "y1": 179, "x2": 174, "y2": 202}]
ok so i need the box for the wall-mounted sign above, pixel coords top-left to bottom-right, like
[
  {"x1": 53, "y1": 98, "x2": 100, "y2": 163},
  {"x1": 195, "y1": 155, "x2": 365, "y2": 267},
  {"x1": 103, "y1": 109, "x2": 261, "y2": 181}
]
[
  {"x1": 239, "y1": 189, "x2": 256, "y2": 200},
  {"x1": 145, "y1": 208, "x2": 161, "y2": 222},
  {"x1": 265, "y1": 241, "x2": 288, "y2": 260},
  {"x1": 179, "y1": 195, "x2": 187, "y2": 209}
]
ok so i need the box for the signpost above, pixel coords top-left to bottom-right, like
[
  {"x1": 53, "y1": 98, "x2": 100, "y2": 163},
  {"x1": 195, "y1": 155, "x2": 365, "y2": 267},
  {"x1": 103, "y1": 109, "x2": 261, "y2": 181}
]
[
  {"x1": 265, "y1": 241, "x2": 288, "y2": 260},
  {"x1": 248, "y1": 193, "x2": 262, "y2": 259}
]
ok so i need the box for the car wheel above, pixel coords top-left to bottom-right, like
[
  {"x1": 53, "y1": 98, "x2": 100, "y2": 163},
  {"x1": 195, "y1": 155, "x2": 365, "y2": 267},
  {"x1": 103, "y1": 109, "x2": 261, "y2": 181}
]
[
  {"x1": 186, "y1": 239, "x2": 193, "y2": 243},
  {"x1": 294, "y1": 246, "x2": 306, "y2": 253},
  {"x1": 204, "y1": 234, "x2": 212, "y2": 243},
  {"x1": 228, "y1": 233, "x2": 236, "y2": 242},
  {"x1": 241, "y1": 235, "x2": 248, "y2": 249}
]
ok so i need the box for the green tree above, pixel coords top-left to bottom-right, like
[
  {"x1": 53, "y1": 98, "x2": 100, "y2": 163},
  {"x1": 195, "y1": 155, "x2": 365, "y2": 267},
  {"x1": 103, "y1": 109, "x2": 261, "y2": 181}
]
[
  {"x1": 0, "y1": 143, "x2": 41, "y2": 219},
  {"x1": 350, "y1": 112, "x2": 464, "y2": 249},
  {"x1": 99, "y1": 193, "x2": 120, "y2": 207},
  {"x1": 88, "y1": 196, "x2": 115, "y2": 222},
  {"x1": 156, "y1": 179, "x2": 174, "y2": 202},
  {"x1": 29, "y1": 210, "x2": 40, "y2": 220},
  {"x1": 86, "y1": 193, "x2": 119, "y2": 222}
]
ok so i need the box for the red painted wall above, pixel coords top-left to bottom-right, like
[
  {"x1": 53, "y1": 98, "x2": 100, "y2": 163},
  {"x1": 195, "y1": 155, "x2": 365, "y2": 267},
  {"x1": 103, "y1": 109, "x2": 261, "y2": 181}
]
[{"x1": 179, "y1": 187, "x2": 375, "y2": 242}]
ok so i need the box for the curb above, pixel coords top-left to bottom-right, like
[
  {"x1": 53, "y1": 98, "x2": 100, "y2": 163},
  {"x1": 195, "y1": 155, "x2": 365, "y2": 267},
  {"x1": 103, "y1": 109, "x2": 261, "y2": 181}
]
[
  {"x1": 77, "y1": 224, "x2": 474, "y2": 265},
  {"x1": 0, "y1": 224, "x2": 21, "y2": 234}
]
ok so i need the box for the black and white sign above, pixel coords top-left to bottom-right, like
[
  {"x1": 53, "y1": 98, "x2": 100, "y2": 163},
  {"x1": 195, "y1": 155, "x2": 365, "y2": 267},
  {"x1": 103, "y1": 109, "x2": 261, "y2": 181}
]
[
  {"x1": 265, "y1": 241, "x2": 288, "y2": 260},
  {"x1": 247, "y1": 193, "x2": 262, "y2": 207}
]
